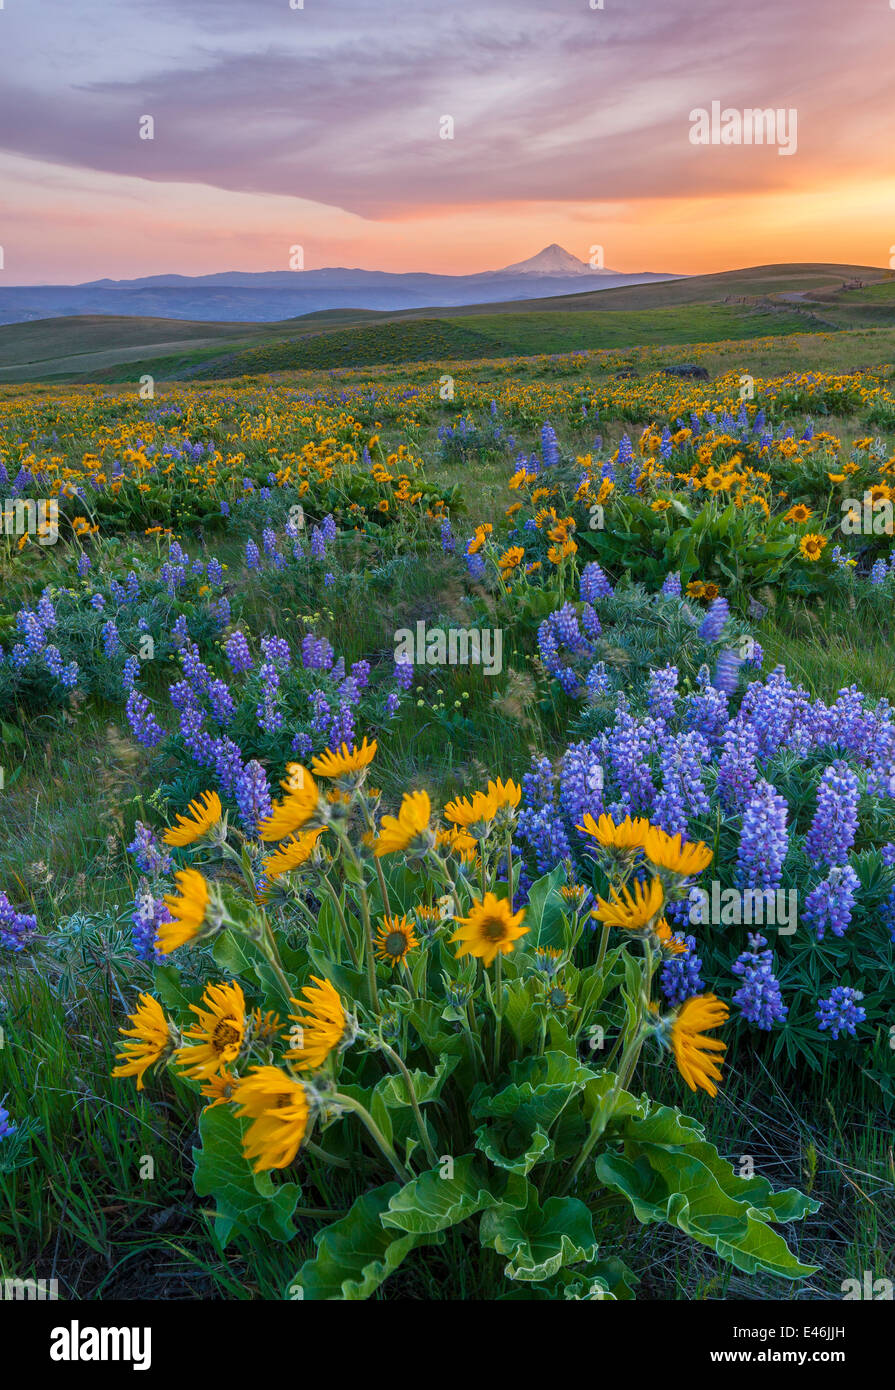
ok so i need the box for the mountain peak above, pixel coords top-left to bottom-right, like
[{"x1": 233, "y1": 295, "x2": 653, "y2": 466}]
[{"x1": 496, "y1": 244, "x2": 602, "y2": 276}]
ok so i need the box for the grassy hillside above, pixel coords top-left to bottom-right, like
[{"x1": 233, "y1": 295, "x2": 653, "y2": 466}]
[{"x1": 0, "y1": 263, "x2": 893, "y2": 385}]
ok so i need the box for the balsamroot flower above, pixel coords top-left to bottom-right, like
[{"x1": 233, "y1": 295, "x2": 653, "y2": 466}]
[
  {"x1": 311, "y1": 737, "x2": 377, "y2": 788},
  {"x1": 112, "y1": 994, "x2": 176, "y2": 1091},
  {"x1": 669, "y1": 993, "x2": 728, "y2": 1097},
  {"x1": 444, "y1": 789, "x2": 498, "y2": 838},
  {"x1": 232, "y1": 1067, "x2": 310, "y2": 1172},
  {"x1": 450, "y1": 892, "x2": 528, "y2": 967},
  {"x1": 176, "y1": 981, "x2": 246, "y2": 1080},
  {"x1": 578, "y1": 812, "x2": 651, "y2": 852},
  {"x1": 259, "y1": 765, "x2": 324, "y2": 841},
  {"x1": 163, "y1": 790, "x2": 222, "y2": 847},
  {"x1": 374, "y1": 790, "x2": 432, "y2": 857},
  {"x1": 592, "y1": 875, "x2": 665, "y2": 933},
  {"x1": 642, "y1": 826, "x2": 712, "y2": 878},
  {"x1": 262, "y1": 827, "x2": 326, "y2": 880},
  {"x1": 374, "y1": 915, "x2": 419, "y2": 968},
  {"x1": 287, "y1": 976, "x2": 354, "y2": 1069},
  {"x1": 159, "y1": 868, "x2": 212, "y2": 953}
]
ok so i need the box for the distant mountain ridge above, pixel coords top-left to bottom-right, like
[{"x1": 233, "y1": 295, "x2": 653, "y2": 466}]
[{"x1": 0, "y1": 245, "x2": 680, "y2": 326}]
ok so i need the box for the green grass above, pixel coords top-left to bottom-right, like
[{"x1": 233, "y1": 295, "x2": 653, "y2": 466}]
[{"x1": 3, "y1": 260, "x2": 893, "y2": 385}]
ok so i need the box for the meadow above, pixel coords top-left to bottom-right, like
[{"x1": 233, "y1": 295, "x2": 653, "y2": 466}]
[{"x1": 1, "y1": 323, "x2": 894, "y2": 1302}]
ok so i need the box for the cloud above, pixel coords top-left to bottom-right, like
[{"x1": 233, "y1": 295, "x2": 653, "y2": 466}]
[{"x1": 1, "y1": 0, "x2": 892, "y2": 222}]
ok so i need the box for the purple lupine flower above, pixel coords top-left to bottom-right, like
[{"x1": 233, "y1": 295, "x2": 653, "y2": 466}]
[
  {"x1": 328, "y1": 702, "x2": 355, "y2": 749},
  {"x1": 683, "y1": 667, "x2": 730, "y2": 745},
  {"x1": 101, "y1": 619, "x2": 120, "y2": 659},
  {"x1": 804, "y1": 761, "x2": 860, "y2": 867},
  {"x1": 0, "y1": 1104, "x2": 16, "y2": 1141},
  {"x1": 310, "y1": 527, "x2": 326, "y2": 560},
  {"x1": 77, "y1": 553, "x2": 92, "y2": 578},
  {"x1": 802, "y1": 864, "x2": 860, "y2": 940},
  {"x1": 126, "y1": 691, "x2": 165, "y2": 748},
  {"x1": 322, "y1": 513, "x2": 337, "y2": 543},
  {"x1": 606, "y1": 707, "x2": 659, "y2": 816},
  {"x1": 131, "y1": 886, "x2": 170, "y2": 962},
  {"x1": 385, "y1": 690, "x2": 401, "y2": 717},
  {"x1": 713, "y1": 647, "x2": 743, "y2": 695},
  {"x1": 43, "y1": 645, "x2": 64, "y2": 680},
  {"x1": 580, "y1": 561, "x2": 613, "y2": 602},
  {"x1": 211, "y1": 736, "x2": 245, "y2": 798},
  {"x1": 301, "y1": 633, "x2": 334, "y2": 671},
  {"x1": 559, "y1": 738, "x2": 605, "y2": 828},
  {"x1": 464, "y1": 544, "x2": 486, "y2": 581},
  {"x1": 0, "y1": 891, "x2": 38, "y2": 951},
  {"x1": 235, "y1": 760, "x2": 273, "y2": 835},
  {"x1": 260, "y1": 636, "x2": 291, "y2": 670},
  {"x1": 440, "y1": 517, "x2": 455, "y2": 554},
  {"x1": 122, "y1": 655, "x2": 141, "y2": 691},
  {"x1": 181, "y1": 642, "x2": 212, "y2": 696},
  {"x1": 224, "y1": 630, "x2": 253, "y2": 675},
  {"x1": 245, "y1": 539, "x2": 261, "y2": 570},
  {"x1": 698, "y1": 596, "x2": 730, "y2": 643},
  {"x1": 716, "y1": 717, "x2": 760, "y2": 812},
  {"x1": 652, "y1": 730, "x2": 711, "y2": 838},
  {"x1": 647, "y1": 666, "x2": 679, "y2": 725},
  {"x1": 816, "y1": 986, "x2": 866, "y2": 1039},
  {"x1": 540, "y1": 422, "x2": 560, "y2": 468},
  {"x1": 127, "y1": 822, "x2": 173, "y2": 876},
  {"x1": 291, "y1": 730, "x2": 314, "y2": 758},
  {"x1": 585, "y1": 661, "x2": 609, "y2": 699},
  {"x1": 37, "y1": 593, "x2": 56, "y2": 628},
  {"x1": 256, "y1": 662, "x2": 284, "y2": 734},
  {"x1": 731, "y1": 933, "x2": 788, "y2": 1029},
  {"x1": 736, "y1": 779, "x2": 789, "y2": 890},
  {"x1": 660, "y1": 934, "x2": 704, "y2": 1005},
  {"x1": 350, "y1": 659, "x2": 371, "y2": 690},
  {"x1": 661, "y1": 571, "x2": 682, "y2": 598},
  {"x1": 580, "y1": 603, "x2": 601, "y2": 640},
  {"x1": 207, "y1": 678, "x2": 236, "y2": 726},
  {"x1": 180, "y1": 705, "x2": 215, "y2": 764},
  {"x1": 394, "y1": 656, "x2": 414, "y2": 691}
]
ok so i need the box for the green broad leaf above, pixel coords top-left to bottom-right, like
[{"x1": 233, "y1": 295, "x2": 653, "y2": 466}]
[
  {"x1": 474, "y1": 1050, "x2": 598, "y2": 1126},
  {"x1": 613, "y1": 1104, "x2": 817, "y2": 1223},
  {"x1": 382, "y1": 1154, "x2": 527, "y2": 1235},
  {"x1": 192, "y1": 1103, "x2": 302, "y2": 1249},
  {"x1": 479, "y1": 1184, "x2": 599, "y2": 1282},
  {"x1": 295, "y1": 1182, "x2": 442, "y2": 1300},
  {"x1": 476, "y1": 1121, "x2": 554, "y2": 1175},
  {"x1": 594, "y1": 1105, "x2": 820, "y2": 1279},
  {"x1": 373, "y1": 1053, "x2": 459, "y2": 1110},
  {"x1": 211, "y1": 925, "x2": 262, "y2": 979},
  {"x1": 152, "y1": 961, "x2": 201, "y2": 1012},
  {"x1": 523, "y1": 864, "x2": 568, "y2": 949},
  {"x1": 472, "y1": 1051, "x2": 596, "y2": 1174},
  {"x1": 501, "y1": 977, "x2": 541, "y2": 1050}
]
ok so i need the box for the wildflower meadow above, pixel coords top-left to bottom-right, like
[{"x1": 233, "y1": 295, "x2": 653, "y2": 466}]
[{"x1": 1, "y1": 340, "x2": 894, "y2": 1326}]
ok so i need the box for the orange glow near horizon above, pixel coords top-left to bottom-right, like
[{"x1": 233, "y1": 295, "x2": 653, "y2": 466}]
[{"x1": 2, "y1": 156, "x2": 892, "y2": 285}]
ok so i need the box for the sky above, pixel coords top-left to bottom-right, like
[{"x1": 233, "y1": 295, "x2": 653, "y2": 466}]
[{"x1": 1, "y1": 0, "x2": 894, "y2": 283}]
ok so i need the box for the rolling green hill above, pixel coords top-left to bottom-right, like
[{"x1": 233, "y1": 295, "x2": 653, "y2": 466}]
[{"x1": 0, "y1": 263, "x2": 892, "y2": 384}]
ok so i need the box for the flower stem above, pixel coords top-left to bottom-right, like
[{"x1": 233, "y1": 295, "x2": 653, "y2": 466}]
[
  {"x1": 320, "y1": 871, "x2": 360, "y2": 969},
  {"x1": 377, "y1": 1040, "x2": 439, "y2": 1168},
  {"x1": 332, "y1": 1092, "x2": 410, "y2": 1183}
]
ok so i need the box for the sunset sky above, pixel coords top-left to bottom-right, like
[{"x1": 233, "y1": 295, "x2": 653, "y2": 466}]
[{"x1": 2, "y1": 0, "x2": 894, "y2": 284}]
